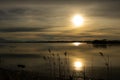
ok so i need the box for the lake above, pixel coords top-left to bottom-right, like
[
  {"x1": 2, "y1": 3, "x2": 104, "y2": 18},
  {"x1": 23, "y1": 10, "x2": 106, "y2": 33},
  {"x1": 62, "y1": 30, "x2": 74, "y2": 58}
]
[{"x1": 0, "y1": 42, "x2": 120, "y2": 80}]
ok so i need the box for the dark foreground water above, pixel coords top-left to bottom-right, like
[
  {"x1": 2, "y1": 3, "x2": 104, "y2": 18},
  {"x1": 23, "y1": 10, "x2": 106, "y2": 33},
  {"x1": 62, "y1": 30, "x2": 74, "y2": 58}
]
[{"x1": 0, "y1": 43, "x2": 120, "y2": 80}]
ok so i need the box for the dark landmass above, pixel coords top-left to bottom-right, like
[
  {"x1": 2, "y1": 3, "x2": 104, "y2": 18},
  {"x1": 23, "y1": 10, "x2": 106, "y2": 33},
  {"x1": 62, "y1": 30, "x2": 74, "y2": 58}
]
[
  {"x1": 87, "y1": 39, "x2": 120, "y2": 44},
  {"x1": 87, "y1": 39, "x2": 120, "y2": 48}
]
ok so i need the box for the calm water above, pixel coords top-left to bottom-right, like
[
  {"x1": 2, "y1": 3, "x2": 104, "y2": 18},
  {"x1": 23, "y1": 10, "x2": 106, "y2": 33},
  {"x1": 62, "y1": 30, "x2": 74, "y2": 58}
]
[{"x1": 0, "y1": 43, "x2": 120, "y2": 80}]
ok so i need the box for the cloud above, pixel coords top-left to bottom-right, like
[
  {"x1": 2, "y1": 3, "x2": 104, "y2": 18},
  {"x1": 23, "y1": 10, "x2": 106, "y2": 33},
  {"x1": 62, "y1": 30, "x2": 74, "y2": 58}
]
[
  {"x1": 0, "y1": 1, "x2": 120, "y2": 26},
  {"x1": 0, "y1": 0, "x2": 120, "y2": 19},
  {"x1": 0, "y1": 10, "x2": 6, "y2": 15},
  {"x1": 0, "y1": 27, "x2": 46, "y2": 32},
  {"x1": 8, "y1": 8, "x2": 28, "y2": 15},
  {"x1": 0, "y1": 8, "x2": 30, "y2": 20}
]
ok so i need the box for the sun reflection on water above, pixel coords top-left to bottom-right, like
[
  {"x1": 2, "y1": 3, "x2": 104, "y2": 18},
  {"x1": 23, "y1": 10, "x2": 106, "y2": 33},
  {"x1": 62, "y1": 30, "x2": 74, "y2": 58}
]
[
  {"x1": 74, "y1": 61, "x2": 83, "y2": 71},
  {"x1": 72, "y1": 42, "x2": 82, "y2": 46}
]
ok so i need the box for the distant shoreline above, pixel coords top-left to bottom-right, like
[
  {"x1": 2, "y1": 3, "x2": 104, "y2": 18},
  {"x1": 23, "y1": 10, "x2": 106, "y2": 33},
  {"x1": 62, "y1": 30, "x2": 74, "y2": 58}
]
[
  {"x1": 0, "y1": 40, "x2": 120, "y2": 44},
  {"x1": 0, "y1": 39, "x2": 120, "y2": 44}
]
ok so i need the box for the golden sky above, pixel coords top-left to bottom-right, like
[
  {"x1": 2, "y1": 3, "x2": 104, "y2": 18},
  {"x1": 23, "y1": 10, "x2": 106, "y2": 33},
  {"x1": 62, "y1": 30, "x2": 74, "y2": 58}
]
[{"x1": 0, "y1": 0, "x2": 120, "y2": 41}]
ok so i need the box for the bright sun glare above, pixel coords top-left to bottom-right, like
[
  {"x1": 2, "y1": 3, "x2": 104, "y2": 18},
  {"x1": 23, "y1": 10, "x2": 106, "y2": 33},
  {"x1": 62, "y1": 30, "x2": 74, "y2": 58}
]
[
  {"x1": 72, "y1": 14, "x2": 84, "y2": 27},
  {"x1": 74, "y1": 61, "x2": 83, "y2": 70},
  {"x1": 73, "y1": 42, "x2": 81, "y2": 46},
  {"x1": 74, "y1": 61, "x2": 83, "y2": 68}
]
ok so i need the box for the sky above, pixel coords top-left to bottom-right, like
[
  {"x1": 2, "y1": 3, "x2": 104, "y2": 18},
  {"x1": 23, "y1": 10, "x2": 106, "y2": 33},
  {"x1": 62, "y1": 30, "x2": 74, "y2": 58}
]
[{"x1": 0, "y1": 0, "x2": 120, "y2": 41}]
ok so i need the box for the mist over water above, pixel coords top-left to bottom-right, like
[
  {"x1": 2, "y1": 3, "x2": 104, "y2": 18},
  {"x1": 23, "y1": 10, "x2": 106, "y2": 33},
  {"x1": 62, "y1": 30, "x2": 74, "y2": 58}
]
[{"x1": 0, "y1": 43, "x2": 120, "y2": 80}]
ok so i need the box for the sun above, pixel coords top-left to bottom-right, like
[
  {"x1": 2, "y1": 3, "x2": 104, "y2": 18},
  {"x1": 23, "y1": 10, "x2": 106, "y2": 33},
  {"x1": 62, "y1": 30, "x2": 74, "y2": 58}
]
[{"x1": 71, "y1": 14, "x2": 84, "y2": 27}]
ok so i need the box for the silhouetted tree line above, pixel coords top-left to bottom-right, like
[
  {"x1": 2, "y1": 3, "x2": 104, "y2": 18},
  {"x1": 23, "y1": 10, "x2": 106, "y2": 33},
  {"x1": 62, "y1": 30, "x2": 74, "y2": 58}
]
[
  {"x1": 87, "y1": 39, "x2": 120, "y2": 48},
  {"x1": 91, "y1": 39, "x2": 120, "y2": 44}
]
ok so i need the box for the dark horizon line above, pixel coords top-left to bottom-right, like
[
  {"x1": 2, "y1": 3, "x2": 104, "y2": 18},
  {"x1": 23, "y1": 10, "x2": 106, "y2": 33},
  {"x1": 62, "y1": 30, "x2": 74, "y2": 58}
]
[
  {"x1": 1, "y1": 41, "x2": 86, "y2": 43},
  {"x1": 0, "y1": 40, "x2": 120, "y2": 44}
]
